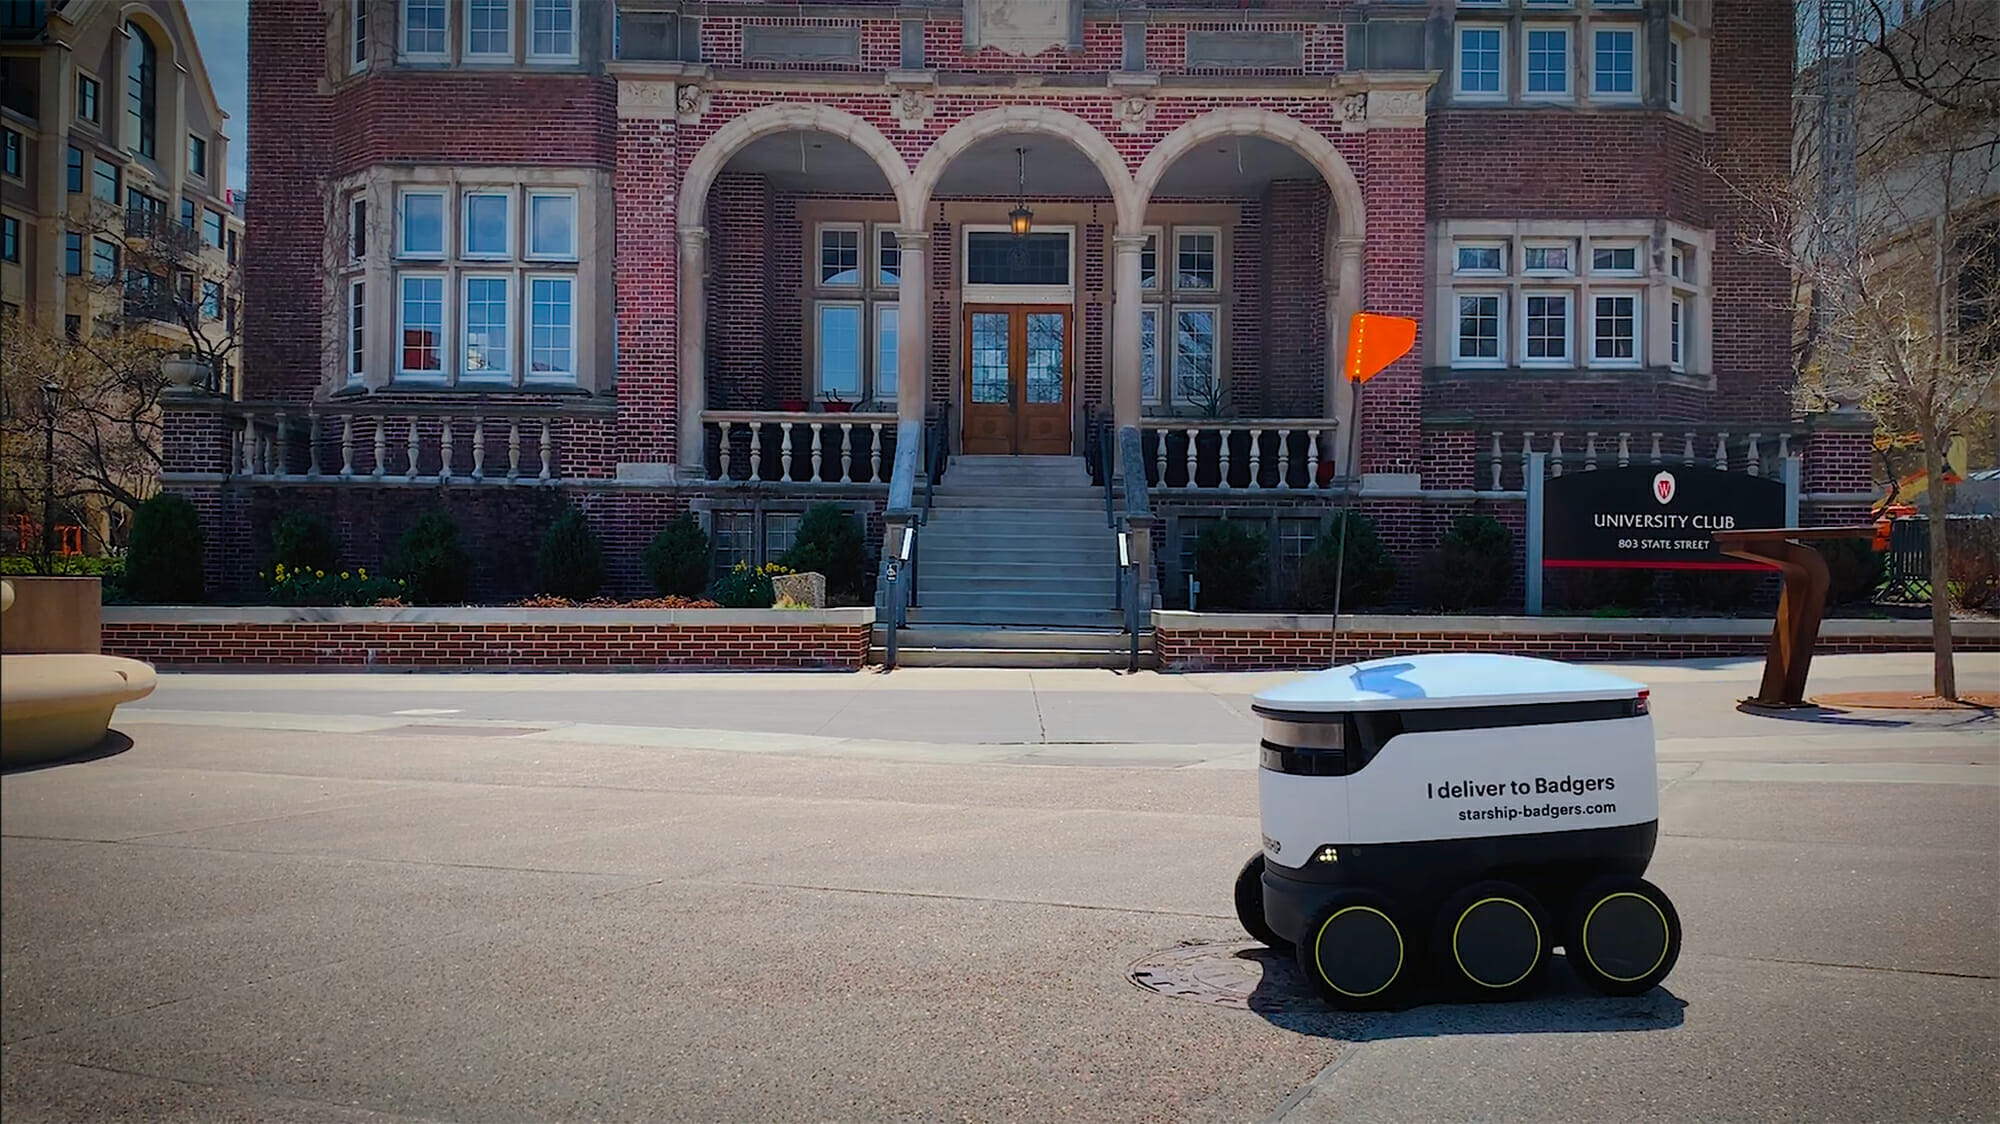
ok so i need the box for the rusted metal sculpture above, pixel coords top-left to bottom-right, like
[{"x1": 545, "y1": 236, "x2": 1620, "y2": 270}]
[{"x1": 1713, "y1": 527, "x2": 1876, "y2": 708}]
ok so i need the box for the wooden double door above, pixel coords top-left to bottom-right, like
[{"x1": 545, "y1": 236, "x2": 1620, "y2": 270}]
[{"x1": 961, "y1": 305, "x2": 1072, "y2": 456}]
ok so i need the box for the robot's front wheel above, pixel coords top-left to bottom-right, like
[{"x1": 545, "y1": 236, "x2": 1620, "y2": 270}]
[
  {"x1": 1565, "y1": 875, "x2": 1682, "y2": 996},
  {"x1": 1295, "y1": 890, "x2": 1413, "y2": 1011},
  {"x1": 1233, "y1": 853, "x2": 1290, "y2": 949},
  {"x1": 1430, "y1": 880, "x2": 1551, "y2": 1001}
]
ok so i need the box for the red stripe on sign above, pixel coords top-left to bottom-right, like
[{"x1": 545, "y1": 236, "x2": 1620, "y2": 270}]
[{"x1": 1543, "y1": 559, "x2": 1773, "y2": 572}]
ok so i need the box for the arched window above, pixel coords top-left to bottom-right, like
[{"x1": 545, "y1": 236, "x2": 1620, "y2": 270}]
[{"x1": 125, "y1": 21, "x2": 157, "y2": 159}]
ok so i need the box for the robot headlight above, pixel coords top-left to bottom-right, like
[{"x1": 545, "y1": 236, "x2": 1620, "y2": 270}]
[{"x1": 1311, "y1": 845, "x2": 1340, "y2": 864}]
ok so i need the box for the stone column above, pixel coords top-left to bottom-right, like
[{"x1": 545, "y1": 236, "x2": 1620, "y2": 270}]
[
  {"x1": 896, "y1": 229, "x2": 929, "y2": 428},
  {"x1": 676, "y1": 227, "x2": 709, "y2": 477},
  {"x1": 1326, "y1": 237, "x2": 1365, "y2": 479},
  {"x1": 1111, "y1": 232, "x2": 1147, "y2": 476},
  {"x1": 34, "y1": 42, "x2": 69, "y2": 333}
]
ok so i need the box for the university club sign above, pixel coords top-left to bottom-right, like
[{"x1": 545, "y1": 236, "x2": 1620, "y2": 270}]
[{"x1": 1544, "y1": 465, "x2": 1784, "y2": 570}]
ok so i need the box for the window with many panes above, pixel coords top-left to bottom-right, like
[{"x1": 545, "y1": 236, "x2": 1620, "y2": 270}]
[
  {"x1": 1456, "y1": 293, "x2": 1503, "y2": 363},
  {"x1": 1591, "y1": 27, "x2": 1637, "y2": 99},
  {"x1": 810, "y1": 222, "x2": 899, "y2": 402},
  {"x1": 1591, "y1": 293, "x2": 1638, "y2": 364},
  {"x1": 711, "y1": 511, "x2": 754, "y2": 576},
  {"x1": 466, "y1": 0, "x2": 511, "y2": 59},
  {"x1": 530, "y1": 0, "x2": 578, "y2": 61},
  {"x1": 369, "y1": 181, "x2": 587, "y2": 386},
  {"x1": 402, "y1": 0, "x2": 447, "y2": 59},
  {"x1": 1524, "y1": 27, "x2": 1569, "y2": 98},
  {"x1": 125, "y1": 21, "x2": 158, "y2": 158},
  {"x1": 1457, "y1": 26, "x2": 1504, "y2": 98},
  {"x1": 1523, "y1": 292, "x2": 1570, "y2": 363},
  {"x1": 1139, "y1": 226, "x2": 1226, "y2": 408}
]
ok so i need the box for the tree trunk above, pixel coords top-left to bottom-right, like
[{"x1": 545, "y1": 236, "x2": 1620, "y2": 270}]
[{"x1": 1923, "y1": 431, "x2": 1956, "y2": 699}]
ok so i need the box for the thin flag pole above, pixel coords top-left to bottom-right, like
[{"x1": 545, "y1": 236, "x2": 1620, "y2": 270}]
[{"x1": 1329, "y1": 377, "x2": 1363, "y2": 661}]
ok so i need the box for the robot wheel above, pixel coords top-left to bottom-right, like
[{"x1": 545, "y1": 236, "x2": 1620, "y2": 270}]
[
  {"x1": 1429, "y1": 880, "x2": 1551, "y2": 1001},
  {"x1": 1295, "y1": 889, "x2": 1416, "y2": 1011},
  {"x1": 1562, "y1": 874, "x2": 1682, "y2": 996},
  {"x1": 1233, "y1": 852, "x2": 1291, "y2": 949}
]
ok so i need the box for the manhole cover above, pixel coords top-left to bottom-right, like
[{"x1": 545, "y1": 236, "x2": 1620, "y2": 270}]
[{"x1": 1127, "y1": 940, "x2": 1319, "y2": 1014}]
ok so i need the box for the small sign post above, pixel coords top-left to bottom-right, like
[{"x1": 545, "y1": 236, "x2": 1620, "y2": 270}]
[{"x1": 1330, "y1": 313, "x2": 1418, "y2": 649}]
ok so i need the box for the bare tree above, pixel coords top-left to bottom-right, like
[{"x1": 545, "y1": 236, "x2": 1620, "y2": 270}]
[{"x1": 1748, "y1": 0, "x2": 2000, "y2": 698}]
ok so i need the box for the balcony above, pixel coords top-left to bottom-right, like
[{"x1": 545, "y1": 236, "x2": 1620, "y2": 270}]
[
  {"x1": 702, "y1": 410, "x2": 901, "y2": 485},
  {"x1": 123, "y1": 210, "x2": 204, "y2": 257}
]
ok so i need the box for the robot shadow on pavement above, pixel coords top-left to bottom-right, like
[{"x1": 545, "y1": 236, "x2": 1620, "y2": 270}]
[{"x1": 1235, "y1": 653, "x2": 1685, "y2": 1012}]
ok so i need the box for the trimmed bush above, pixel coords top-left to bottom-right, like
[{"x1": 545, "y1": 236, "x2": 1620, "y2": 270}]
[
  {"x1": 1821, "y1": 537, "x2": 1887, "y2": 606},
  {"x1": 1193, "y1": 520, "x2": 1269, "y2": 611},
  {"x1": 124, "y1": 492, "x2": 205, "y2": 603},
  {"x1": 1947, "y1": 517, "x2": 2000, "y2": 610},
  {"x1": 1414, "y1": 515, "x2": 1515, "y2": 610},
  {"x1": 777, "y1": 502, "x2": 868, "y2": 597},
  {"x1": 1297, "y1": 511, "x2": 1397, "y2": 610},
  {"x1": 1668, "y1": 568, "x2": 1763, "y2": 613},
  {"x1": 1555, "y1": 567, "x2": 1654, "y2": 614},
  {"x1": 266, "y1": 563, "x2": 404, "y2": 607},
  {"x1": 642, "y1": 514, "x2": 710, "y2": 597},
  {"x1": 711, "y1": 561, "x2": 779, "y2": 608},
  {"x1": 268, "y1": 511, "x2": 339, "y2": 576},
  {"x1": 388, "y1": 511, "x2": 472, "y2": 605},
  {"x1": 536, "y1": 506, "x2": 607, "y2": 601},
  {"x1": 1, "y1": 554, "x2": 124, "y2": 579}
]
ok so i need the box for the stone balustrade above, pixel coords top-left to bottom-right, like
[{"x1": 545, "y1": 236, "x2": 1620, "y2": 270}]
[
  {"x1": 1475, "y1": 427, "x2": 1803, "y2": 493},
  {"x1": 703, "y1": 411, "x2": 900, "y2": 486},
  {"x1": 1139, "y1": 420, "x2": 1337, "y2": 491},
  {"x1": 185, "y1": 400, "x2": 612, "y2": 484}
]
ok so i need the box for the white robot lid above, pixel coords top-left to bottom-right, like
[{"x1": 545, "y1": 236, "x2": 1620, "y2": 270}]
[{"x1": 1252, "y1": 653, "x2": 1648, "y2": 714}]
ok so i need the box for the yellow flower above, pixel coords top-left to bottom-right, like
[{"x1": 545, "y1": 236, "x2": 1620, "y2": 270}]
[
  {"x1": 340, "y1": 571, "x2": 350, "y2": 580},
  {"x1": 358, "y1": 568, "x2": 368, "y2": 579},
  {"x1": 316, "y1": 570, "x2": 326, "y2": 579}
]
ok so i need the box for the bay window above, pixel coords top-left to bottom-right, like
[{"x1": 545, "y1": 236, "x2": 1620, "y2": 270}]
[
  {"x1": 1591, "y1": 28, "x2": 1638, "y2": 100},
  {"x1": 1525, "y1": 27, "x2": 1570, "y2": 99},
  {"x1": 399, "y1": 190, "x2": 446, "y2": 257},
  {"x1": 402, "y1": 0, "x2": 447, "y2": 59},
  {"x1": 1457, "y1": 26, "x2": 1504, "y2": 99},
  {"x1": 1456, "y1": 293, "x2": 1504, "y2": 364},
  {"x1": 529, "y1": 0, "x2": 578, "y2": 61},
  {"x1": 1591, "y1": 293, "x2": 1639, "y2": 365},
  {"x1": 463, "y1": 192, "x2": 510, "y2": 258},
  {"x1": 466, "y1": 0, "x2": 512, "y2": 59},
  {"x1": 527, "y1": 191, "x2": 576, "y2": 259},
  {"x1": 1523, "y1": 292, "x2": 1570, "y2": 364}
]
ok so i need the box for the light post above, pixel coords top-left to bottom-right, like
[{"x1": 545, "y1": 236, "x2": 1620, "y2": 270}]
[{"x1": 40, "y1": 380, "x2": 60, "y2": 568}]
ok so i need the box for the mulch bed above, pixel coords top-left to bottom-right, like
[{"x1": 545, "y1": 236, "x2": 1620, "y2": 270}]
[{"x1": 1811, "y1": 691, "x2": 1999, "y2": 710}]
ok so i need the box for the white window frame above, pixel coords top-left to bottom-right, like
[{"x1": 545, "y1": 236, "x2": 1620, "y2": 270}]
[
  {"x1": 1669, "y1": 295, "x2": 1687, "y2": 372},
  {"x1": 397, "y1": 271, "x2": 449, "y2": 379},
  {"x1": 1453, "y1": 290, "x2": 1506, "y2": 368},
  {"x1": 349, "y1": 194, "x2": 368, "y2": 262},
  {"x1": 873, "y1": 302, "x2": 899, "y2": 400},
  {"x1": 1139, "y1": 305, "x2": 1161, "y2": 404},
  {"x1": 462, "y1": 190, "x2": 512, "y2": 260},
  {"x1": 460, "y1": 273, "x2": 512, "y2": 379},
  {"x1": 351, "y1": 0, "x2": 369, "y2": 71},
  {"x1": 1522, "y1": 239, "x2": 1575, "y2": 275},
  {"x1": 813, "y1": 299, "x2": 865, "y2": 399},
  {"x1": 400, "y1": 0, "x2": 449, "y2": 61},
  {"x1": 1454, "y1": 240, "x2": 1508, "y2": 276},
  {"x1": 464, "y1": 0, "x2": 513, "y2": 62},
  {"x1": 525, "y1": 190, "x2": 578, "y2": 261},
  {"x1": 1590, "y1": 26, "x2": 1640, "y2": 102},
  {"x1": 1523, "y1": 25, "x2": 1571, "y2": 100},
  {"x1": 1589, "y1": 240, "x2": 1643, "y2": 276},
  {"x1": 1139, "y1": 227, "x2": 1162, "y2": 292},
  {"x1": 1589, "y1": 291, "x2": 1641, "y2": 368},
  {"x1": 346, "y1": 278, "x2": 366, "y2": 382},
  {"x1": 1521, "y1": 290, "x2": 1572, "y2": 366},
  {"x1": 1168, "y1": 304, "x2": 1221, "y2": 406},
  {"x1": 526, "y1": 273, "x2": 577, "y2": 382},
  {"x1": 1668, "y1": 35, "x2": 1684, "y2": 111},
  {"x1": 816, "y1": 223, "x2": 864, "y2": 288},
  {"x1": 1456, "y1": 25, "x2": 1506, "y2": 101},
  {"x1": 1524, "y1": 0, "x2": 1572, "y2": 6},
  {"x1": 1172, "y1": 228, "x2": 1221, "y2": 294},
  {"x1": 397, "y1": 188, "x2": 447, "y2": 259},
  {"x1": 874, "y1": 225, "x2": 900, "y2": 289},
  {"x1": 1670, "y1": 243, "x2": 1695, "y2": 283},
  {"x1": 528, "y1": 0, "x2": 580, "y2": 63}
]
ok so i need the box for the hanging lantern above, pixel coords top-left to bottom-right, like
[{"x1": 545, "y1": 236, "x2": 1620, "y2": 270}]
[{"x1": 1009, "y1": 146, "x2": 1033, "y2": 236}]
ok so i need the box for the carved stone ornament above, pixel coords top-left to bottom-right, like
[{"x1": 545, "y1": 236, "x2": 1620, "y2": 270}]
[
  {"x1": 1366, "y1": 88, "x2": 1428, "y2": 128},
  {"x1": 618, "y1": 79, "x2": 678, "y2": 120},
  {"x1": 891, "y1": 87, "x2": 933, "y2": 130},
  {"x1": 676, "y1": 84, "x2": 710, "y2": 123},
  {"x1": 1116, "y1": 94, "x2": 1156, "y2": 134},
  {"x1": 1338, "y1": 93, "x2": 1369, "y2": 132}
]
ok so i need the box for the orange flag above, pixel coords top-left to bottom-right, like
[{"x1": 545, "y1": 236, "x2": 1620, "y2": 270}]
[{"x1": 1344, "y1": 312, "x2": 1418, "y2": 384}]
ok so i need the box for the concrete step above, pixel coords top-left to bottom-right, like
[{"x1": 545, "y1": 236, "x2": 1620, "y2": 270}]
[
  {"x1": 869, "y1": 644, "x2": 1155, "y2": 670},
  {"x1": 930, "y1": 492, "x2": 1108, "y2": 509},
  {"x1": 876, "y1": 626, "x2": 1135, "y2": 651},
  {"x1": 919, "y1": 579, "x2": 1119, "y2": 599},
  {"x1": 922, "y1": 513, "x2": 1113, "y2": 533},
  {"x1": 905, "y1": 607, "x2": 1129, "y2": 628},
  {"x1": 920, "y1": 544, "x2": 1113, "y2": 565}
]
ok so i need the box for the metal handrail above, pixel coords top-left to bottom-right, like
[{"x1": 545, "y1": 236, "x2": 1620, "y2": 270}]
[{"x1": 921, "y1": 403, "x2": 949, "y2": 525}]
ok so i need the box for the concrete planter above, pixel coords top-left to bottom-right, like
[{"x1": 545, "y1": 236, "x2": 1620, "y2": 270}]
[{"x1": 1, "y1": 577, "x2": 104, "y2": 654}]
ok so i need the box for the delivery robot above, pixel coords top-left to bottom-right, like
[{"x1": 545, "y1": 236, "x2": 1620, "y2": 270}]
[{"x1": 1236, "y1": 653, "x2": 1679, "y2": 1009}]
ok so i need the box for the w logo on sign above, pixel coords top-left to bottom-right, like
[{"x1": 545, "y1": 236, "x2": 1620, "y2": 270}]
[{"x1": 1653, "y1": 471, "x2": 1677, "y2": 505}]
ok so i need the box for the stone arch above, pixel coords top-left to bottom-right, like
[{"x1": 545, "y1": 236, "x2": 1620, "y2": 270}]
[
  {"x1": 910, "y1": 106, "x2": 1142, "y2": 234},
  {"x1": 1134, "y1": 108, "x2": 1365, "y2": 238},
  {"x1": 677, "y1": 103, "x2": 916, "y2": 234},
  {"x1": 1135, "y1": 110, "x2": 1371, "y2": 471}
]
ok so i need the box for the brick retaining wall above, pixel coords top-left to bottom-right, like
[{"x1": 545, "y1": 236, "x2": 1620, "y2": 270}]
[
  {"x1": 102, "y1": 609, "x2": 874, "y2": 671},
  {"x1": 1151, "y1": 612, "x2": 1998, "y2": 672}
]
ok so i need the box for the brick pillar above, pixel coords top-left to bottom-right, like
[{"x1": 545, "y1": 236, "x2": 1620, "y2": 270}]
[
  {"x1": 708, "y1": 173, "x2": 769, "y2": 409},
  {"x1": 1360, "y1": 127, "x2": 1427, "y2": 477},
  {"x1": 613, "y1": 103, "x2": 679, "y2": 473},
  {"x1": 244, "y1": 0, "x2": 332, "y2": 406}
]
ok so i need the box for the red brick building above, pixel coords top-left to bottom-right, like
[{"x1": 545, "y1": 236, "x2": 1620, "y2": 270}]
[{"x1": 165, "y1": 0, "x2": 1873, "y2": 622}]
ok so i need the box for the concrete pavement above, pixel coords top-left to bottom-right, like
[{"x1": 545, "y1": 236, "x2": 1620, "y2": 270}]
[{"x1": 3, "y1": 653, "x2": 1995, "y2": 1121}]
